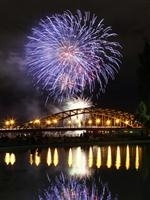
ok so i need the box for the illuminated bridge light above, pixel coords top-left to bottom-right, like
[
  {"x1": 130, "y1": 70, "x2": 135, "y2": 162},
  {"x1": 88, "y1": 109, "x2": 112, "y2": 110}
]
[
  {"x1": 106, "y1": 119, "x2": 111, "y2": 126},
  {"x1": 46, "y1": 120, "x2": 51, "y2": 125},
  {"x1": 115, "y1": 119, "x2": 120, "y2": 124},
  {"x1": 125, "y1": 120, "x2": 129, "y2": 125},
  {"x1": 34, "y1": 119, "x2": 40, "y2": 125},
  {"x1": 5, "y1": 120, "x2": 10, "y2": 126},
  {"x1": 53, "y1": 119, "x2": 58, "y2": 124},
  {"x1": 88, "y1": 119, "x2": 92, "y2": 125},
  {"x1": 10, "y1": 119, "x2": 15, "y2": 126},
  {"x1": 23, "y1": 107, "x2": 143, "y2": 129},
  {"x1": 95, "y1": 118, "x2": 100, "y2": 125},
  {"x1": 4, "y1": 119, "x2": 15, "y2": 127}
]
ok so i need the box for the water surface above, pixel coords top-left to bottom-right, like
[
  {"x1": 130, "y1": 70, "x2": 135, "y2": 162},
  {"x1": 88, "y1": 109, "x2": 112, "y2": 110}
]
[{"x1": 0, "y1": 144, "x2": 149, "y2": 200}]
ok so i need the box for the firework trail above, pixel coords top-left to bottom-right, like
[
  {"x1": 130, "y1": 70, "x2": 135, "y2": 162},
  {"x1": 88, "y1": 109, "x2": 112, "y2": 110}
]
[
  {"x1": 38, "y1": 173, "x2": 117, "y2": 200},
  {"x1": 26, "y1": 10, "x2": 122, "y2": 102}
]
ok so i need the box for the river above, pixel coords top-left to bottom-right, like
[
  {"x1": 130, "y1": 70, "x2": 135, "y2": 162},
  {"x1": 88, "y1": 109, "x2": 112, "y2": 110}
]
[{"x1": 0, "y1": 143, "x2": 149, "y2": 199}]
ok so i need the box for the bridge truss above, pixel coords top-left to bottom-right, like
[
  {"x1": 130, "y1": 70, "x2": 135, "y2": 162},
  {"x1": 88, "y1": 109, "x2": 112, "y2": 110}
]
[{"x1": 28, "y1": 107, "x2": 142, "y2": 129}]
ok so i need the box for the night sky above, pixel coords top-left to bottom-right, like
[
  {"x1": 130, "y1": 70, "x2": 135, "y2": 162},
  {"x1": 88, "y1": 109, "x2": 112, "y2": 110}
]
[{"x1": 0, "y1": 0, "x2": 150, "y2": 122}]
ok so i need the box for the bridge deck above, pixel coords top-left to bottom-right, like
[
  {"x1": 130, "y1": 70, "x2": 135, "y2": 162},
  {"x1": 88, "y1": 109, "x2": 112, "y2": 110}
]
[{"x1": 0, "y1": 127, "x2": 144, "y2": 134}]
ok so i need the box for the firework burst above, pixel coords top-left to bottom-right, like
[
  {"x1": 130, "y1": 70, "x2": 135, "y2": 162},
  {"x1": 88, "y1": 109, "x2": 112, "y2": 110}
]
[
  {"x1": 63, "y1": 97, "x2": 92, "y2": 110},
  {"x1": 38, "y1": 173, "x2": 117, "y2": 200},
  {"x1": 26, "y1": 10, "x2": 122, "y2": 102}
]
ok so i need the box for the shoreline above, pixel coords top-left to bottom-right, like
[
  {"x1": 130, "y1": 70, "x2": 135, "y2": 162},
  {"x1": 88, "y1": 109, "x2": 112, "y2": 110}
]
[{"x1": 0, "y1": 135, "x2": 150, "y2": 149}]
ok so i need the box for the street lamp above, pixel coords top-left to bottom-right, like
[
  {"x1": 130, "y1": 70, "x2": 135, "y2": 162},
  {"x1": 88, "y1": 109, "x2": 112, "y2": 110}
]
[
  {"x1": 125, "y1": 120, "x2": 129, "y2": 125},
  {"x1": 106, "y1": 119, "x2": 111, "y2": 126},
  {"x1": 5, "y1": 120, "x2": 10, "y2": 127},
  {"x1": 33, "y1": 119, "x2": 41, "y2": 128},
  {"x1": 10, "y1": 119, "x2": 15, "y2": 126},
  {"x1": 115, "y1": 119, "x2": 120, "y2": 124},
  {"x1": 46, "y1": 120, "x2": 51, "y2": 126},
  {"x1": 115, "y1": 118, "x2": 120, "y2": 127},
  {"x1": 88, "y1": 119, "x2": 92, "y2": 126},
  {"x1": 53, "y1": 118, "x2": 58, "y2": 127},
  {"x1": 95, "y1": 118, "x2": 100, "y2": 126},
  {"x1": 4, "y1": 119, "x2": 15, "y2": 129}
]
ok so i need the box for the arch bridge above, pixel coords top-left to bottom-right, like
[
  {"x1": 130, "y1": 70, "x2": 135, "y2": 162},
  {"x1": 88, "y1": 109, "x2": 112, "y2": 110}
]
[{"x1": 28, "y1": 107, "x2": 142, "y2": 129}]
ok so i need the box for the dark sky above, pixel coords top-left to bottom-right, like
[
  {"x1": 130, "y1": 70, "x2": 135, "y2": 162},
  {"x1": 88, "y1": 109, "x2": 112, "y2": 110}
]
[{"x1": 0, "y1": 0, "x2": 150, "y2": 121}]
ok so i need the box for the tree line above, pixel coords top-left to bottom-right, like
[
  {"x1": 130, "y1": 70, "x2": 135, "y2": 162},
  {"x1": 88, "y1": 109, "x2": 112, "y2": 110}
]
[{"x1": 136, "y1": 39, "x2": 150, "y2": 128}]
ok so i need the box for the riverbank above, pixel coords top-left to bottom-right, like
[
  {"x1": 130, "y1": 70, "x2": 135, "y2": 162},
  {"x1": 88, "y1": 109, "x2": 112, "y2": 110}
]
[{"x1": 0, "y1": 134, "x2": 150, "y2": 149}]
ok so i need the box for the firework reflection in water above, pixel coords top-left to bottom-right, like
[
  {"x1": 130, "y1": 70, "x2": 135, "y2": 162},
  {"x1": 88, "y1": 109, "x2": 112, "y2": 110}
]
[{"x1": 38, "y1": 173, "x2": 117, "y2": 200}]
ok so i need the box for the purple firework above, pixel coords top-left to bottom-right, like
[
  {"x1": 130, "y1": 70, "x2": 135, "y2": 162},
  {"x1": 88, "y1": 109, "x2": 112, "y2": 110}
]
[
  {"x1": 38, "y1": 173, "x2": 117, "y2": 200},
  {"x1": 26, "y1": 10, "x2": 122, "y2": 102}
]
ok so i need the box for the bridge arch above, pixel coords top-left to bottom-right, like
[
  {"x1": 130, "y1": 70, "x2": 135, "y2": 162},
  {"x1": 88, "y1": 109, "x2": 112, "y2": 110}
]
[{"x1": 29, "y1": 107, "x2": 142, "y2": 129}]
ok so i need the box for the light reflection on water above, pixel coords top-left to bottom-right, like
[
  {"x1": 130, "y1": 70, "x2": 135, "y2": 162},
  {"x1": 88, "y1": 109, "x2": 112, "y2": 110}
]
[
  {"x1": 107, "y1": 146, "x2": 112, "y2": 168},
  {"x1": 3, "y1": 145, "x2": 142, "y2": 171},
  {"x1": 46, "y1": 147, "x2": 52, "y2": 166},
  {"x1": 4, "y1": 152, "x2": 16, "y2": 165},
  {"x1": 96, "y1": 147, "x2": 101, "y2": 168},
  {"x1": 53, "y1": 148, "x2": 58, "y2": 166},
  {"x1": 68, "y1": 148, "x2": 72, "y2": 167},
  {"x1": 125, "y1": 145, "x2": 130, "y2": 170},
  {"x1": 0, "y1": 144, "x2": 148, "y2": 200},
  {"x1": 115, "y1": 146, "x2": 121, "y2": 169},
  {"x1": 45, "y1": 145, "x2": 142, "y2": 171}
]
